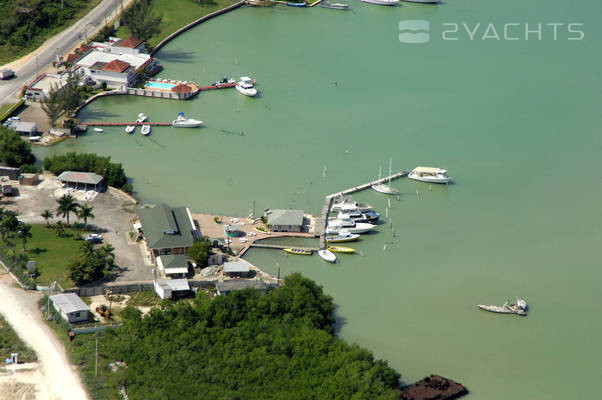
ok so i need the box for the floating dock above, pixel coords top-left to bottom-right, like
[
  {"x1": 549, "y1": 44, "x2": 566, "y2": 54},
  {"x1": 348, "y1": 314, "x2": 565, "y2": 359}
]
[{"x1": 317, "y1": 170, "x2": 408, "y2": 248}]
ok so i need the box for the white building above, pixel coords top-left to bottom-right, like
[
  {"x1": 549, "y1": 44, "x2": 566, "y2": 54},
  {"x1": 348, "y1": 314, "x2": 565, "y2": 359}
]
[
  {"x1": 24, "y1": 73, "x2": 68, "y2": 100},
  {"x1": 50, "y1": 293, "x2": 90, "y2": 323},
  {"x1": 75, "y1": 48, "x2": 158, "y2": 88}
]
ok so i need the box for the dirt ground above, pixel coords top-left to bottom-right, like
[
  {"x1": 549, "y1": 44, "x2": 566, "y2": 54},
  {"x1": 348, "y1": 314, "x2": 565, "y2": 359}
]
[
  {"x1": 4, "y1": 173, "x2": 153, "y2": 283},
  {"x1": 0, "y1": 272, "x2": 89, "y2": 400},
  {"x1": 15, "y1": 101, "x2": 51, "y2": 135}
]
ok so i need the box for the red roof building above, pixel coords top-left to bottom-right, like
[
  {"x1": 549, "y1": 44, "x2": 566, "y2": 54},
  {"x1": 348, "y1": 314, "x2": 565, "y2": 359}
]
[
  {"x1": 101, "y1": 59, "x2": 131, "y2": 73},
  {"x1": 116, "y1": 36, "x2": 144, "y2": 49},
  {"x1": 171, "y1": 84, "x2": 193, "y2": 93}
]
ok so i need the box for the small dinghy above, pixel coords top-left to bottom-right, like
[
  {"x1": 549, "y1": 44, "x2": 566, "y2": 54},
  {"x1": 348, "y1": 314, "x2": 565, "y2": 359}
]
[
  {"x1": 141, "y1": 124, "x2": 151, "y2": 136},
  {"x1": 125, "y1": 125, "x2": 135, "y2": 134},
  {"x1": 136, "y1": 113, "x2": 147, "y2": 123},
  {"x1": 318, "y1": 249, "x2": 337, "y2": 263},
  {"x1": 93, "y1": 128, "x2": 104, "y2": 132}
]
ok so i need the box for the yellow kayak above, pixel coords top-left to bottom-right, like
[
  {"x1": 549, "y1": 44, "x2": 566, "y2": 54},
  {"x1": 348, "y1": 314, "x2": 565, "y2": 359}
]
[
  {"x1": 283, "y1": 248, "x2": 312, "y2": 255},
  {"x1": 327, "y1": 246, "x2": 356, "y2": 254}
]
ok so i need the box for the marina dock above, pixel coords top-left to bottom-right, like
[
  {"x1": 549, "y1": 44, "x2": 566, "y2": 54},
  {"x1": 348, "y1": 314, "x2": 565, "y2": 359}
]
[
  {"x1": 80, "y1": 122, "x2": 172, "y2": 126},
  {"x1": 317, "y1": 170, "x2": 408, "y2": 248}
]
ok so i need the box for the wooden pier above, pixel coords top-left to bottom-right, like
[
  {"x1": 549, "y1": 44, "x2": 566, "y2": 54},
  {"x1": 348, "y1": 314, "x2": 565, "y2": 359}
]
[
  {"x1": 80, "y1": 122, "x2": 172, "y2": 126},
  {"x1": 250, "y1": 243, "x2": 319, "y2": 251},
  {"x1": 317, "y1": 170, "x2": 408, "y2": 248}
]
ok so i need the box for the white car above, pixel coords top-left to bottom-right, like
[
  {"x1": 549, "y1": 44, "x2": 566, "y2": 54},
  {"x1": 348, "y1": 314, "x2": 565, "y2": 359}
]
[{"x1": 84, "y1": 234, "x2": 102, "y2": 243}]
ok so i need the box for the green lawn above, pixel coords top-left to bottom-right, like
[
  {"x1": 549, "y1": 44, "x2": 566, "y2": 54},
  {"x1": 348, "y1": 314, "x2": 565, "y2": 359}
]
[
  {"x1": 115, "y1": 0, "x2": 240, "y2": 48},
  {"x1": 25, "y1": 224, "x2": 83, "y2": 289},
  {"x1": 0, "y1": 0, "x2": 102, "y2": 65},
  {"x1": 0, "y1": 315, "x2": 37, "y2": 363}
]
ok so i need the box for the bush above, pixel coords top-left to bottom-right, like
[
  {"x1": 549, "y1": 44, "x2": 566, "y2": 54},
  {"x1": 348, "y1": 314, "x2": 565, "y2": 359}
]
[
  {"x1": 19, "y1": 164, "x2": 42, "y2": 173},
  {"x1": 0, "y1": 127, "x2": 35, "y2": 167},
  {"x1": 101, "y1": 81, "x2": 107, "y2": 90},
  {"x1": 121, "y1": 183, "x2": 133, "y2": 193}
]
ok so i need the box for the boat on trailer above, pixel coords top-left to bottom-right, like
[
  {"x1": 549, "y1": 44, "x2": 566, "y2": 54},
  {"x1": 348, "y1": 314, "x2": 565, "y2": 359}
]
[{"x1": 283, "y1": 248, "x2": 312, "y2": 255}]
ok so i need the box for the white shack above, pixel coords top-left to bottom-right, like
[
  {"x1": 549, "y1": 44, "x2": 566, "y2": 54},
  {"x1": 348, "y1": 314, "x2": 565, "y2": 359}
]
[{"x1": 50, "y1": 293, "x2": 90, "y2": 323}]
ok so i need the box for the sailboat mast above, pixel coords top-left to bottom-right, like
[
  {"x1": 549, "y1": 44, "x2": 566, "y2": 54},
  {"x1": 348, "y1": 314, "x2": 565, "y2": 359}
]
[{"x1": 388, "y1": 158, "x2": 392, "y2": 185}]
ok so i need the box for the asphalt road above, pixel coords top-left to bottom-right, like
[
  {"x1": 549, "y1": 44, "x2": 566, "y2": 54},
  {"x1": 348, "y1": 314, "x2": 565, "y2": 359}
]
[{"x1": 0, "y1": 0, "x2": 132, "y2": 105}]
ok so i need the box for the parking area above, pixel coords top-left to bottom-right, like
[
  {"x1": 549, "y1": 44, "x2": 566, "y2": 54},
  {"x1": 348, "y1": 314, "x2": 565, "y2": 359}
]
[{"x1": 4, "y1": 172, "x2": 152, "y2": 282}]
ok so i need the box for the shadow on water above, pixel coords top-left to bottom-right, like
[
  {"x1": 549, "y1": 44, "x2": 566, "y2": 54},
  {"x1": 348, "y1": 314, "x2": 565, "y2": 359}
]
[
  {"x1": 81, "y1": 109, "x2": 120, "y2": 120},
  {"x1": 333, "y1": 305, "x2": 347, "y2": 335},
  {"x1": 156, "y1": 49, "x2": 197, "y2": 64}
]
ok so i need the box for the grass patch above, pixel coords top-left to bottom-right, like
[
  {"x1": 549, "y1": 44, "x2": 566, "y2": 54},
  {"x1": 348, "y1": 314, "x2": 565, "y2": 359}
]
[
  {"x1": 115, "y1": 0, "x2": 240, "y2": 48},
  {"x1": 0, "y1": 315, "x2": 37, "y2": 363},
  {"x1": 126, "y1": 291, "x2": 161, "y2": 307},
  {"x1": 0, "y1": 0, "x2": 102, "y2": 65},
  {"x1": 24, "y1": 224, "x2": 84, "y2": 289},
  {"x1": 0, "y1": 99, "x2": 25, "y2": 123}
]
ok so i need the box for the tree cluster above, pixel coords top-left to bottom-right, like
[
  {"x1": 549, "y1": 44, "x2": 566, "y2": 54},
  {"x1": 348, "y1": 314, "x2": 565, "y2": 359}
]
[
  {"x1": 122, "y1": 0, "x2": 162, "y2": 43},
  {"x1": 186, "y1": 237, "x2": 211, "y2": 268},
  {"x1": 43, "y1": 152, "x2": 128, "y2": 188},
  {"x1": 0, "y1": 127, "x2": 35, "y2": 167},
  {"x1": 68, "y1": 240, "x2": 115, "y2": 284},
  {"x1": 40, "y1": 71, "x2": 86, "y2": 127},
  {"x1": 100, "y1": 274, "x2": 402, "y2": 399},
  {"x1": 0, "y1": 0, "x2": 89, "y2": 49}
]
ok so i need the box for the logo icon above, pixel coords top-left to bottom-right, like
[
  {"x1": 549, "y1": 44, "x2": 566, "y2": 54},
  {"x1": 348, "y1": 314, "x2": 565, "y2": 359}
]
[{"x1": 399, "y1": 20, "x2": 430, "y2": 44}]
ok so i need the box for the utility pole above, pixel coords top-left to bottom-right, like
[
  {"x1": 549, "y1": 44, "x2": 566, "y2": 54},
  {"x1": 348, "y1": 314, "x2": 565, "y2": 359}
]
[{"x1": 35, "y1": 55, "x2": 38, "y2": 78}]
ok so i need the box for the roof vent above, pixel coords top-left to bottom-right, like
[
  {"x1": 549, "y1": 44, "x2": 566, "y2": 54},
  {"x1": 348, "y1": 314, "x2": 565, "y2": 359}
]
[{"x1": 163, "y1": 229, "x2": 177, "y2": 235}]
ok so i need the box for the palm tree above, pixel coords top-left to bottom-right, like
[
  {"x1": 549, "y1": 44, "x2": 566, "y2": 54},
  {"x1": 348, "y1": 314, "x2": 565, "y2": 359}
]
[
  {"x1": 56, "y1": 194, "x2": 79, "y2": 225},
  {"x1": 16, "y1": 223, "x2": 32, "y2": 252},
  {"x1": 41, "y1": 209, "x2": 54, "y2": 227},
  {"x1": 0, "y1": 211, "x2": 20, "y2": 241},
  {"x1": 54, "y1": 221, "x2": 66, "y2": 237},
  {"x1": 99, "y1": 244, "x2": 116, "y2": 271},
  {"x1": 77, "y1": 204, "x2": 95, "y2": 230}
]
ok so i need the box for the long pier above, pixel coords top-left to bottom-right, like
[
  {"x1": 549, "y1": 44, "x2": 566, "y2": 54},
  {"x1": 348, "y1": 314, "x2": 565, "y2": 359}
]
[
  {"x1": 80, "y1": 122, "x2": 172, "y2": 126},
  {"x1": 250, "y1": 243, "x2": 319, "y2": 251},
  {"x1": 317, "y1": 170, "x2": 409, "y2": 248}
]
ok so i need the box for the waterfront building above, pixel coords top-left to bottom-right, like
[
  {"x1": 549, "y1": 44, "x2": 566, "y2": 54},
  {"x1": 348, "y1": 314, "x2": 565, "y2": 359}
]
[
  {"x1": 266, "y1": 209, "x2": 305, "y2": 232},
  {"x1": 57, "y1": 171, "x2": 105, "y2": 191},
  {"x1": 136, "y1": 204, "x2": 199, "y2": 262},
  {"x1": 50, "y1": 293, "x2": 90, "y2": 323},
  {"x1": 5, "y1": 120, "x2": 37, "y2": 136},
  {"x1": 224, "y1": 261, "x2": 251, "y2": 278},
  {"x1": 24, "y1": 72, "x2": 69, "y2": 101},
  {"x1": 157, "y1": 254, "x2": 191, "y2": 278}
]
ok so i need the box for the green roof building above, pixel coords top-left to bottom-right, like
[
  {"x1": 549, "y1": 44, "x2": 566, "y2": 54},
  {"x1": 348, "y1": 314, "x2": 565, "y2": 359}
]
[
  {"x1": 266, "y1": 209, "x2": 305, "y2": 232},
  {"x1": 137, "y1": 204, "x2": 199, "y2": 262}
]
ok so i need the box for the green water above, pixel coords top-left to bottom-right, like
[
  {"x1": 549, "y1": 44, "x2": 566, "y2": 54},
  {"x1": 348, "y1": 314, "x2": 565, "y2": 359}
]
[{"x1": 35, "y1": 1, "x2": 602, "y2": 398}]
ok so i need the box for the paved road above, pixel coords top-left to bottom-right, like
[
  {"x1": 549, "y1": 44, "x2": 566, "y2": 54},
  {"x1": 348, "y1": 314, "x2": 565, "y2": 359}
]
[{"x1": 0, "y1": 0, "x2": 133, "y2": 105}]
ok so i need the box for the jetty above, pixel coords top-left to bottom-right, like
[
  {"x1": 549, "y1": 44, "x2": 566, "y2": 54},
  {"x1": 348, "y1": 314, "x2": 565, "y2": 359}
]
[
  {"x1": 250, "y1": 243, "x2": 319, "y2": 251},
  {"x1": 80, "y1": 122, "x2": 172, "y2": 126},
  {"x1": 317, "y1": 170, "x2": 408, "y2": 248}
]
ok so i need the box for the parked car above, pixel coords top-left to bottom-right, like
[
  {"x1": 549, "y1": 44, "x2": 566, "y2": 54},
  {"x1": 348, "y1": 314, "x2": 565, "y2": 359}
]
[{"x1": 84, "y1": 233, "x2": 102, "y2": 243}]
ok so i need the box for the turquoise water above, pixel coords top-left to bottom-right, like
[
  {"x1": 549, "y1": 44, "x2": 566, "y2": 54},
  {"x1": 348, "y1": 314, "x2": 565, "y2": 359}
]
[
  {"x1": 35, "y1": 1, "x2": 602, "y2": 398},
  {"x1": 145, "y1": 81, "x2": 177, "y2": 89}
]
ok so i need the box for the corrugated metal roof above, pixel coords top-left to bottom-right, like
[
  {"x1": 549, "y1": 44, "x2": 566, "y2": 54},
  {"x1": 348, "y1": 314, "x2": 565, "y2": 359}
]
[
  {"x1": 267, "y1": 209, "x2": 304, "y2": 227},
  {"x1": 224, "y1": 261, "x2": 250, "y2": 273},
  {"x1": 50, "y1": 293, "x2": 89, "y2": 314},
  {"x1": 137, "y1": 204, "x2": 195, "y2": 249},
  {"x1": 57, "y1": 171, "x2": 104, "y2": 185}
]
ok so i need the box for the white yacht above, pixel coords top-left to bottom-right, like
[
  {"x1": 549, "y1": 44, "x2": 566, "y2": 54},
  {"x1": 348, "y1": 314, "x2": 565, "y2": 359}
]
[
  {"x1": 172, "y1": 113, "x2": 203, "y2": 128},
  {"x1": 325, "y1": 230, "x2": 360, "y2": 243},
  {"x1": 136, "y1": 113, "x2": 147, "y2": 123},
  {"x1": 125, "y1": 125, "x2": 135, "y2": 134},
  {"x1": 361, "y1": 0, "x2": 400, "y2": 5},
  {"x1": 371, "y1": 159, "x2": 399, "y2": 195},
  {"x1": 318, "y1": 249, "x2": 337, "y2": 263},
  {"x1": 326, "y1": 218, "x2": 376, "y2": 235},
  {"x1": 235, "y1": 77, "x2": 258, "y2": 97},
  {"x1": 330, "y1": 210, "x2": 380, "y2": 224},
  {"x1": 93, "y1": 128, "x2": 103, "y2": 132},
  {"x1": 408, "y1": 167, "x2": 451, "y2": 184},
  {"x1": 331, "y1": 196, "x2": 373, "y2": 212},
  {"x1": 141, "y1": 125, "x2": 151, "y2": 136}
]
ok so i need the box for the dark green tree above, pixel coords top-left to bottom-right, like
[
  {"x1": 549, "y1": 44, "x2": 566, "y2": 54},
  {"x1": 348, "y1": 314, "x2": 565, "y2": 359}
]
[
  {"x1": 56, "y1": 194, "x2": 79, "y2": 225},
  {"x1": 122, "y1": 0, "x2": 162, "y2": 42},
  {"x1": 16, "y1": 223, "x2": 32, "y2": 252},
  {"x1": 0, "y1": 127, "x2": 35, "y2": 167},
  {"x1": 186, "y1": 237, "x2": 211, "y2": 268},
  {"x1": 41, "y1": 209, "x2": 54, "y2": 227},
  {"x1": 40, "y1": 83, "x2": 64, "y2": 127},
  {"x1": 77, "y1": 204, "x2": 94, "y2": 230}
]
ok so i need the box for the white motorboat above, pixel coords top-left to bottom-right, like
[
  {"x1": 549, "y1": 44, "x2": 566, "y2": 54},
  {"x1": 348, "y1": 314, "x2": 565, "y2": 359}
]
[
  {"x1": 361, "y1": 0, "x2": 400, "y2": 5},
  {"x1": 125, "y1": 125, "x2": 135, "y2": 134},
  {"x1": 477, "y1": 298, "x2": 527, "y2": 316},
  {"x1": 372, "y1": 159, "x2": 399, "y2": 195},
  {"x1": 172, "y1": 113, "x2": 203, "y2": 128},
  {"x1": 331, "y1": 210, "x2": 380, "y2": 224},
  {"x1": 318, "y1": 249, "x2": 337, "y2": 263},
  {"x1": 136, "y1": 113, "x2": 147, "y2": 123},
  {"x1": 326, "y1": 218, "x2": 376, "y2": 234},
  {"x1": 331, "y1": 196, "x2": 373, "y2": 212},
  {"x1": 408, "y1": 166, "x2": 451, "y2": 184},
  {"x1": 93, "y1": 128, "x2": 103, "y2": 132},
  {"x1": 319, "y1": 1, "x2": 350, "y2": 9},
  {"x1": 235, "y1": 77, "x2": 258, "y2": 97},
  {"x1": 141, "y1": 125, "x2": 151, "y2": 136},
  {"x1": 325, "y1": 230, "x2": 360, "y2": 243}
]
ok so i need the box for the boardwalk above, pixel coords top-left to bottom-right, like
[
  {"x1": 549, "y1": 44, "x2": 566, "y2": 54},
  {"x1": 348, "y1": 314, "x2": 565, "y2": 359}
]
[{"x1": 317, "y1": 170, "x2": 408, "y2": 248}]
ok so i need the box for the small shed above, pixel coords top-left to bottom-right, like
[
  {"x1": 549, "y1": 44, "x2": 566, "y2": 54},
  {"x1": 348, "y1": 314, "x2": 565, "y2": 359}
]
[
  {"x1": 157, "y1": 254, "x2": 190, "y2": 278},
  {"x1": 57, "y1": 171, "x2": 105, "y2": 191},
  {"x1": 267, "y1": 209, "x2": 305, "y2": 232},
  {"x1": 7, "y1": 121, "x2": 37, "y2": 136},
  {"x1": 154, "y1": 278, "x2": 190, "y2": 300},
  {"x1": 0, "y1": 166, "x2": 20, "y2": 181},
  {"x1": 224, "y1": 261, "x2": 250, "y2": 278},
  {"x1": 216, "y1": 280, "x2": 273, "y2": 296},
  {"x1": 50, "y1": 293, "x2": 90, "y2": 323}
]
